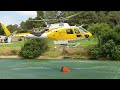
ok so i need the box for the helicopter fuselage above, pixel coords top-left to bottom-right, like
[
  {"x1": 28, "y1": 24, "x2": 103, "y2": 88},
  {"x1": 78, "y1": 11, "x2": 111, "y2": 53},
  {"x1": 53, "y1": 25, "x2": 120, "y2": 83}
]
[
  {"x1": 47, "y1": 27, "x2": 83, "y2": 40},
  {"x1": 25, "y1": 27, "x2": 85, "y2": 41}
]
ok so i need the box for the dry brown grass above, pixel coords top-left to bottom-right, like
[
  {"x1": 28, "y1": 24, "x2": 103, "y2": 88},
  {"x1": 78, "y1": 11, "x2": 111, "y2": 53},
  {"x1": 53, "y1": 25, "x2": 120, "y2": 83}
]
[
  {"x1": 0, "y1": 47, "x2": 21, "y2": 56},
  {"x1": 61, "y1": 48, "x2": 90, "y2": 59}
]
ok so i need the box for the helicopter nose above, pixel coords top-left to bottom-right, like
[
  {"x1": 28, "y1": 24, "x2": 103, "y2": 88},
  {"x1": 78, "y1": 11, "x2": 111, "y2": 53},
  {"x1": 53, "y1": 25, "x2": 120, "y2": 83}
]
[{"x1": 40, "y1": 33, "x2": 48, "y2": 38}]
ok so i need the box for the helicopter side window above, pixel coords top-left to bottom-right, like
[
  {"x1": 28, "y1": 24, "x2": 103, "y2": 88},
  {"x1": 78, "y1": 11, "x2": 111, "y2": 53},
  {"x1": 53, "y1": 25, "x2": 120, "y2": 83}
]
[
  {"x1": 74, "y1": 28, "x2": 80, "y2": 34},
  {"x1": 66, "y1": 29, "x2": 73, "y2": 34}
]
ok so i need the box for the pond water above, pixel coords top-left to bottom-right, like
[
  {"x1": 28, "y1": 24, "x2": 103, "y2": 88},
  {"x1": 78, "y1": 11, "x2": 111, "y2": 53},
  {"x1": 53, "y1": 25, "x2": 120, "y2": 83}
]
[{"x1": 0, "y1": 58, "x2": 119, "y2": 79}]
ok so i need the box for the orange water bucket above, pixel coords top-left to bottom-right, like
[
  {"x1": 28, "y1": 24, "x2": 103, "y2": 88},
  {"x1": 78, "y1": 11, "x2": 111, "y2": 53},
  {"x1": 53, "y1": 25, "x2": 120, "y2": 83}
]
[{"x1": 61, "y1": 67, "x2": 71, "y2": 72}]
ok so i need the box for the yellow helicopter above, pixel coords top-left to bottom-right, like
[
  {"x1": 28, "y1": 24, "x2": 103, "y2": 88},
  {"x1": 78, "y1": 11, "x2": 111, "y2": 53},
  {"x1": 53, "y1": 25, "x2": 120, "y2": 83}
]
[{"x1": 27, "y1": 12, "x2": 92, "y2": 48}]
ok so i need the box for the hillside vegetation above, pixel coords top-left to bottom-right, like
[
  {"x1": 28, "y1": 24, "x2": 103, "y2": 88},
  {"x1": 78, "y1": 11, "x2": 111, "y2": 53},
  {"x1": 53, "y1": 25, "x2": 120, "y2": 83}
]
[{"x1": 0, "y1": 38, "x2": 97, "y2": 59}]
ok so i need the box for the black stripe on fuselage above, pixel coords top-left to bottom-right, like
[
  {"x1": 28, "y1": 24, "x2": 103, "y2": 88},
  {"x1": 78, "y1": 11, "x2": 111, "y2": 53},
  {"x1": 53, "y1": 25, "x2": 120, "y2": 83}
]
[{"x1": 31, "y1": 29, "x2": 49, "y2": 36}]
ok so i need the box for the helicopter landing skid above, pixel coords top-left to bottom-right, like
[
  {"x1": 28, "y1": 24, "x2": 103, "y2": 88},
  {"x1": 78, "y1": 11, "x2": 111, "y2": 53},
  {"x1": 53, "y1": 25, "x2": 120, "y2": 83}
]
[{"x1": 54, "y1": 40, "x2": 80, "y2": 48}]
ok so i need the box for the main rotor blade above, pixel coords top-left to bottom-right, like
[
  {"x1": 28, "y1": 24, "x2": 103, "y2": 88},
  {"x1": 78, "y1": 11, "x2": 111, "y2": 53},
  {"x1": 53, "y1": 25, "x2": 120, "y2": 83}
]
[
  {"x1": 28, "y1": 20, "x2": 44, "y2": 21},
  {"x1": 65, "y1": 12, "x2": 81, "y2": 19},
  {"x1": 28, "y1": 19, "x2": 59, "y2": 21}
]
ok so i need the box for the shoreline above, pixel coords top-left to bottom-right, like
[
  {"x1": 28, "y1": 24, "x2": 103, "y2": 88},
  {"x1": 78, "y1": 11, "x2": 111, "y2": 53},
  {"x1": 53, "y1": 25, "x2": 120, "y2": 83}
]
[
  {"x1": 0, "y1": 55, "x2": 23, "y2": 59},
  {"x1": 0, "y1": 55, "x2": 109, "y2": 60},
  {"x1": 0, "y1": 55, "x2": 64, "y2": 59},
  {"x1": 0, "y1": 55, "x2": 89, "y2": 59}
]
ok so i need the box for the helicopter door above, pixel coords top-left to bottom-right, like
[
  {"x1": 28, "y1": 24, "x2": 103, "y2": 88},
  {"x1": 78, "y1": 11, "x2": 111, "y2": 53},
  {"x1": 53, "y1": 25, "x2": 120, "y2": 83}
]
[
  {"x1": 66, "y1": 29, "x2": 76, "y2": 40},
  {"x1": 58, "y1": 31, "x2": 65, "y2": 40},
  {"x1": 74, "y1": 28, "x2": 81, "y2": 37},
  {"x1": 53, "y1": 30, "x2": 64, "y2": 40}
]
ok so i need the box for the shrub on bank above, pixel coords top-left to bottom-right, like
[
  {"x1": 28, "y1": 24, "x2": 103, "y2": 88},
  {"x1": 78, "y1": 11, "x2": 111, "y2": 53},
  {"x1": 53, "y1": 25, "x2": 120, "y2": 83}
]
[
  {"x1": 19, "y1": 38, "x2": 48, "y2": 59},
  {"x1": 111, "y1": 45, "x2": 120, "y2": 60},
  {"x1": 88, "y1": 23, "x2": 120, "y2": 60}
]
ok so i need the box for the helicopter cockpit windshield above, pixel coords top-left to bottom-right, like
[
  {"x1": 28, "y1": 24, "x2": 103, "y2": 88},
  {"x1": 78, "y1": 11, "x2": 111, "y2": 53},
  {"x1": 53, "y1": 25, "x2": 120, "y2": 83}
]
[{"x1": 79, "y1": 26, "x2": 88, "y2": 33}]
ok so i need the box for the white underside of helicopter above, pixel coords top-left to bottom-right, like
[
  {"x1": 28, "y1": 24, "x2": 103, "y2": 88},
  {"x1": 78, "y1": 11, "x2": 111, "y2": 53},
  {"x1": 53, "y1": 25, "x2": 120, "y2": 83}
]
[{"x1": 24, "y1": 33, "x2": 48, "y2": 38}]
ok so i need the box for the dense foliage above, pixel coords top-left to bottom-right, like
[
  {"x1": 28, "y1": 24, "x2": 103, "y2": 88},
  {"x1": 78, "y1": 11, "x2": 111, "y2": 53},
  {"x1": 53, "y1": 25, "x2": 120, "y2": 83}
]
[
  {"x1": 19, "y1": 38, "x2": 48, "y2": 59},
  {"x1": 0, "y1": 23, "x2": 4, "y2": 35},
  {"x1": 89, "y1": 23, "x2": 120, "y2": 60},
  {"x1": 20, "y1": 11, "x2": 120, "y2": 31},
  {"x1": 1, "y1": 11, "x2": 120, "y2": 34},
  {"x1": 7, "y1": 24, "x2": 20, "y2": 33}
]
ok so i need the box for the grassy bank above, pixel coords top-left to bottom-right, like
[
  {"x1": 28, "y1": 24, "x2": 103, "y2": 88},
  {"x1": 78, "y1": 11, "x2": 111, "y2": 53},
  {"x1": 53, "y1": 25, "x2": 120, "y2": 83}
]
[{"x1": 0, "y1": 38, "x2": 98, "y2": 59}]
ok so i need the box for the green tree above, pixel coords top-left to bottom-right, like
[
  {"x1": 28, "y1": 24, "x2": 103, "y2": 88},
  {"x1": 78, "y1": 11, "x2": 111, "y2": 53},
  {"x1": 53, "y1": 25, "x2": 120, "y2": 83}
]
[
  {"x1": 89, "y1": 45, "x2": 101, "y2": 59},
  {"x1": 20, "y1": 18, "x2": 36, "y2": 30},
  {"x1": 88, "y1": 23, "x2": 111, "y2": 39},
  {"x1": 19, "y1": 38, "x2": 49, "y2": 59},
  {"x1": 7, "y1": 24, "x2": 20, "y2": 33},
  {"x1": 88, "y1": 23, "x2": 120, "y2": 60},
  {"x1": 108, "y1": 11, "x2": 120, "y2": 26},
  {"x1": 36, "y1": 11, "x2": 44, "y2": 18},
  {"x1": 20, "y1": 11, "x2": 120, "y2": 31},
  {"x1": 100, "y1": 40, "x2": 115, "y2": 58},
  {"x1": 112, "y1": 45, "x2": 120, "y2": 60},
  {"x1": 0, "y1": 23, "x2": 4, "y2": 35}
]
